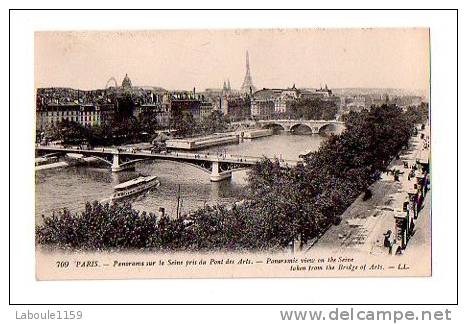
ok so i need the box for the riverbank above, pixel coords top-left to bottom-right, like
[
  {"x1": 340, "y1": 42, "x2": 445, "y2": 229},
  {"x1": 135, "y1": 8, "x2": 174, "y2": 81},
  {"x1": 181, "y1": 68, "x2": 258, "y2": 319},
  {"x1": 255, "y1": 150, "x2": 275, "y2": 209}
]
[
  {"x1": 166, "y1": 133, "x2": 240, "y2": 150},
  {"x1": 310, "y1": 123, "x2": 430, "y2": 256},
  {"x1": 35, "y1": 156, "x2": 99, "y2": 172},
  {"x1": 164, "y1": 126, "x2": 279, "y2": 150},
  {"x1": 242, "y1": 129, "x2": 273, "y2": 139},
  {"x1": 35, "y1": 161, "x2": 70, "y2": 171}
]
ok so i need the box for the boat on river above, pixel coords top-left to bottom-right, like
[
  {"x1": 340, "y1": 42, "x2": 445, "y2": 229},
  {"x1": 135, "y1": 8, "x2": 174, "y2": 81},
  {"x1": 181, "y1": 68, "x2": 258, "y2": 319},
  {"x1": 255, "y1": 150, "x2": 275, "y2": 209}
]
[{"x1": 110, "y1": 175, "x2": 160, "y2": 200}]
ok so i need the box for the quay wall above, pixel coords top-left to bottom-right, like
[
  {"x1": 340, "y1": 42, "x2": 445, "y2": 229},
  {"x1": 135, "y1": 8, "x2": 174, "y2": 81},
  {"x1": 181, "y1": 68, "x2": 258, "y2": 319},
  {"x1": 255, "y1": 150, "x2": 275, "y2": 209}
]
[
  {"x1": 243, "y1": 128, "x2": 273, "y2": 139},
  {"x1": 166, "y1": 134, "x2": 240, "y2": 150}
]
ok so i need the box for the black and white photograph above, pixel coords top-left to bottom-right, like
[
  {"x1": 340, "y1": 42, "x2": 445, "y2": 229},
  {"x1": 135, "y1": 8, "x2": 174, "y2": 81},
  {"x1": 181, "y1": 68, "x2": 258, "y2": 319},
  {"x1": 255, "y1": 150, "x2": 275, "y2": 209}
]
[{"x1": 32, "y1": 28, "x2": 432, "y2": 279}]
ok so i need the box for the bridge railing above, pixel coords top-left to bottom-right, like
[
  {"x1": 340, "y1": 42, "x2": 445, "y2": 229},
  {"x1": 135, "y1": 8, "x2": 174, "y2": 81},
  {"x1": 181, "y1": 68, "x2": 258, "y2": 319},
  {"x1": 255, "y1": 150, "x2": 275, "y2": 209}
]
[{"x1": 36, "y1": 145, "x2": 300, "y2": 165}]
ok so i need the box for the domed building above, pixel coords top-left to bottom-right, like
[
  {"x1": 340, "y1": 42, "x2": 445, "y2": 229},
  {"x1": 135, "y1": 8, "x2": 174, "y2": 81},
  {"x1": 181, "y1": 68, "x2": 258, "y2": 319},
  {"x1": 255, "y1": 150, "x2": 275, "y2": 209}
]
[{"x1": 122, "y1": 73, "x2": 132, "y2": 91}]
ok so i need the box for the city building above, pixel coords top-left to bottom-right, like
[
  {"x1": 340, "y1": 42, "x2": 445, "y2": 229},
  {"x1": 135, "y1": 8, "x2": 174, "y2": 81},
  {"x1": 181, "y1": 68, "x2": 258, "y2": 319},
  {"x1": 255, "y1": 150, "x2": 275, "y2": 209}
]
[
  {"x1": 170, "y1": 98, "x2": 199, "y2": 119},
  {"x1": 133, "y1": 103, "x2": 170, "y2": 127},
  {"x1": 314, "y1": 84, "x2": 333, "y2": 98},
  {"x1": 131, "y1": 88, "x2": 170, "y2": 127},
  {"x1": 250, "y1": 85, "x2": 301, "y2": 118},
  {"x1": 121, "y1": 73, "x2": 132, "y2": 91},
  {"x1": 251, "y1": 89, "x2": 277, "y2": 119},
  {"x1": 168, "y1": 89, "x2": 214, "y2": 121},
  {"x1": 274, "y1": 85, "x2": 300, "y2": 114},
  {"x1": 200, "y1": 101, "x2": 214, "y2": 119},
  {"x1": 305, "y1": 85, "x2": 342, "y2": 110},
  {"x1": 35, "y1": 103, "x2": 112, "y2": 130},
  {"x1": 220, "y1": 95, "x2": 251, "y2": 121},
  {"x1": 35, "y1": 74, "x2": 172, "y2": 130},
  {"x1": 249, "y1": 84, "x2": 342, "y2": 120},
  {"x1": 204, "y1": 79, "x2": 237, "y2": 112}
]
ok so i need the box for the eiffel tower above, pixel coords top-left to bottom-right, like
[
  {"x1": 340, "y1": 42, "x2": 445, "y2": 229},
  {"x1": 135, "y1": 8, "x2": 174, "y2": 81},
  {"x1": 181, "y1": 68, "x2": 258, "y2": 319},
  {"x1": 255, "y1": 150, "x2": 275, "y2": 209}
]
[{"x1": 240, "y1": 51, "x2": 256, "y2": 94}]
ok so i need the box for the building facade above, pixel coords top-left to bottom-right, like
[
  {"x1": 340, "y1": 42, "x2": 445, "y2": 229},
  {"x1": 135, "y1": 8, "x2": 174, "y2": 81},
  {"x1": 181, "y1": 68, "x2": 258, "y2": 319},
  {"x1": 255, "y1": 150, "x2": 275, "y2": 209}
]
[
  {"x1": 36, "y1": 103, "x2": 113, "y2": 131},
  {"x1": 220, "y1": 95, "x2": 251, "y2": 121},
  {"x1": 274, "y1": 86, "x2": 300, "y2": 114},
  {"x1": 251, "y1": 89, "x2": 277, "y2": 119},
  {"x1": 200, "y1": 101, "x2": 214, "y2": 119},
  {"x1": 251, "y1": 88, "x2": 294, "y2": 119},
  {"x1": 133, "y1": 103, "x2": 170, "y2": 127}
]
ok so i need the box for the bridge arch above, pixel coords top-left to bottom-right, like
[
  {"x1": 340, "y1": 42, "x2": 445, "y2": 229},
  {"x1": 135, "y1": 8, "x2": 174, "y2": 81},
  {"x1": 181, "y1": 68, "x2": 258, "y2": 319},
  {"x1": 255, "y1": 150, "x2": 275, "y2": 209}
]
[
  {"x1": 261, "y1": 122, "x2": 285, "y2": 131},
  {"x1": 71, "y1": 154, "x2": 146, "y2": 169},
  {"x1": 119, "y1": 158, "x2": 151, "y2": 168},
  {"x1": 87, "y1": 155, "x2": 113, "y2": 166},
  {"x1": 227, "y1": 166, "x2": 251, "y2": 174},
  {"x1": 318, "y1": 123, "x2": 336, "y2": 134},
  {"x1": 290, "y1": 123, "x2": 313, "y2": 134},
  {"x1": 170, "y1": 159, "x2": 212, "y2": 174},
  {"x1": 152, "y1": 158, "x2": 252, "y2": 175}
]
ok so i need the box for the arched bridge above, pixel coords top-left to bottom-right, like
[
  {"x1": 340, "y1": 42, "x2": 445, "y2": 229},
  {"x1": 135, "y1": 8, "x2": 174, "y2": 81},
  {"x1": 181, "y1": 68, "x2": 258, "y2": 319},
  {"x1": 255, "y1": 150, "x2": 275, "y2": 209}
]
[
  {"x1": 257, "y1": 119, "x2": 345, "y2": 134},
  {"x1": 35, "y1": 146, "x2": 298, "y2": 182}
]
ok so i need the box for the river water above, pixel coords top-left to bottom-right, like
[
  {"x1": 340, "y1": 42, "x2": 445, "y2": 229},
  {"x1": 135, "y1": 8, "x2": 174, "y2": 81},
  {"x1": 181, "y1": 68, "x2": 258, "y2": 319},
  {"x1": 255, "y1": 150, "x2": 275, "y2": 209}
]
[{"x1": 35, "y1": 133, "x2": 324, "y2": 222}]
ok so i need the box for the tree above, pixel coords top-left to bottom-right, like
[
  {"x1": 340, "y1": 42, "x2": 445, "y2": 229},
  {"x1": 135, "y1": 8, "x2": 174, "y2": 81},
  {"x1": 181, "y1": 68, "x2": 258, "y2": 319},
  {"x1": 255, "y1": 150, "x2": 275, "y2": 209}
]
[
  {"x1": 200, "y1": 110, "x2": 228, "y2": 134},
  {"x1": 288, "y1": 98, "x2": 338, "y2": 120}
]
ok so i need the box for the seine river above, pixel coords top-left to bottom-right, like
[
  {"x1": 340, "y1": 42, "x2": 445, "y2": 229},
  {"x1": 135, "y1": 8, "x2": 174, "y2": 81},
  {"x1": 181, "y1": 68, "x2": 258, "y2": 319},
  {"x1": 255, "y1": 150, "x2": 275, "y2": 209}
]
[{"x1": 35, "y1": 133, "x2": 325, "y2": 222}]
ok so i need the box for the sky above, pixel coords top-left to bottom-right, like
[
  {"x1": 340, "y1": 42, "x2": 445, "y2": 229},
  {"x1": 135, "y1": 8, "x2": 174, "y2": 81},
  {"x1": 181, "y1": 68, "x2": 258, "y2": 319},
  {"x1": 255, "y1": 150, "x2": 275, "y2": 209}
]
[{"x1": 35, "y1": 28, "x2": 430, "y2": 92}]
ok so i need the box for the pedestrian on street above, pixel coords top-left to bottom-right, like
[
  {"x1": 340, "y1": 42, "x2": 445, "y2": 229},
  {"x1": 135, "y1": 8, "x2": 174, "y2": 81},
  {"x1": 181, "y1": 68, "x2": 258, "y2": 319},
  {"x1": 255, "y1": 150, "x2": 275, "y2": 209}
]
[{"x1": 383, "y1": 230, "x2": 394, "y2": 254}]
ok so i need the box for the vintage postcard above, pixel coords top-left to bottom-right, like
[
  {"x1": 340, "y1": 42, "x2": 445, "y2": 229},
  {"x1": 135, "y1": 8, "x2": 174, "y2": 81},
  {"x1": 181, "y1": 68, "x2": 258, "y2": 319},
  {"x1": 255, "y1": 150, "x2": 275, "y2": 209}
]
[{"x1": 34, "y1": 28, "x2": 431, "y2": 280}]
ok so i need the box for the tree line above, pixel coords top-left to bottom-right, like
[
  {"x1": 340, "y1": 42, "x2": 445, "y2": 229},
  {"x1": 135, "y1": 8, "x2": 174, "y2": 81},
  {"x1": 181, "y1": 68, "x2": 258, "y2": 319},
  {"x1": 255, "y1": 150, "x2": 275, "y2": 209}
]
[{"x1": 285, "y1": 98, "x2": 339, "y2": 120}]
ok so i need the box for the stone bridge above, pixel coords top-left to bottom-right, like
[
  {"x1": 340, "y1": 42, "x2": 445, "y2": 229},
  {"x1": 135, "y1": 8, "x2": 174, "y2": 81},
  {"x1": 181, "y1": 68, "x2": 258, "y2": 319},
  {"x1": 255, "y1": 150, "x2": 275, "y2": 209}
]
[{"x1": 256, "y1": 119, "x2": 345, "y2": 134}]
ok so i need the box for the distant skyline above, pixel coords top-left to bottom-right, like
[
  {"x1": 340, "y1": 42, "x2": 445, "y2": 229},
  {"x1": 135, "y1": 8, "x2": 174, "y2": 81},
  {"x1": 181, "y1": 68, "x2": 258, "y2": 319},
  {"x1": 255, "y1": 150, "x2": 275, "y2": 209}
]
[{"x1": 35, "y1": 28, "x2": 430, "y2": 93}]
